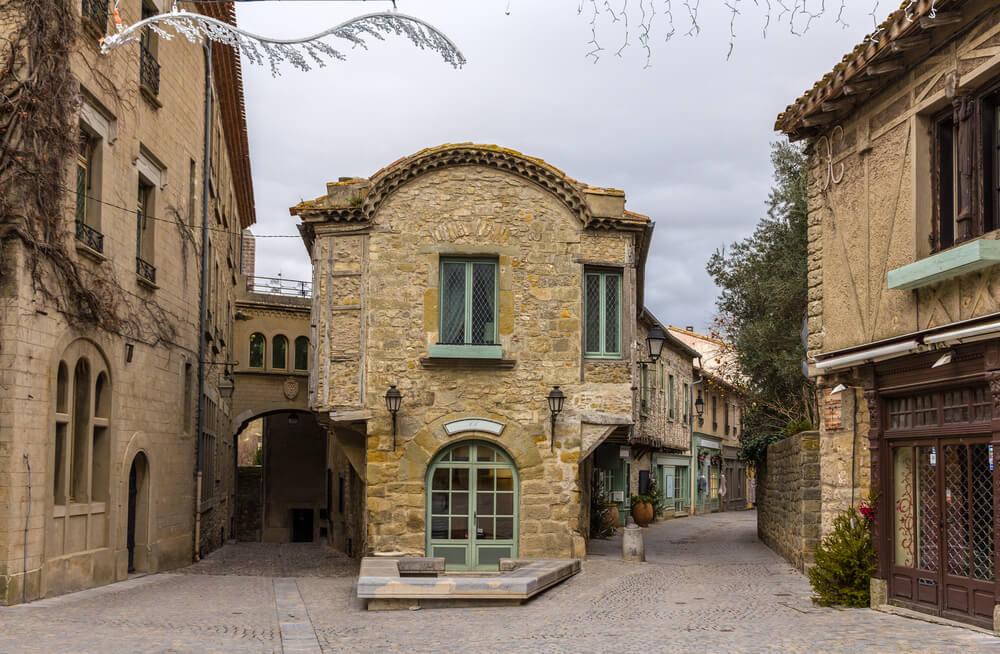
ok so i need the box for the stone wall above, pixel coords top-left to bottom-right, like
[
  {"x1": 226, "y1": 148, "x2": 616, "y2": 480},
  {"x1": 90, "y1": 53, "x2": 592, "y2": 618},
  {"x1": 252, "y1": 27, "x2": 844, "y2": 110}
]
[
  {"x1": 236, "y1": 467, "x2": 263, "y2": 542},
  {"x1": 757, "y1": 431, "x2": 821, "y2": 572}
]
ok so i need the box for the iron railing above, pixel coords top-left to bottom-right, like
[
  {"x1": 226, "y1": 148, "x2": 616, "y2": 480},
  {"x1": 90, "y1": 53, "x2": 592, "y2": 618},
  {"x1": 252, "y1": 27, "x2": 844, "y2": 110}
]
[
  {"x1": 75, "y1": 220, "x2": 104, "y2": 254},
  {"x1": 136, "y1": 256, "x2": 156, "y2": 284},
  {"x1": 82, "y1": 0, "x2": 108, "y2": 32},
  {"x1": 139, "y1": 43, "x2": 160, "y2": 97},
  {"x1": 247, "y1": 275, "x2": 311, "y2": 297}
]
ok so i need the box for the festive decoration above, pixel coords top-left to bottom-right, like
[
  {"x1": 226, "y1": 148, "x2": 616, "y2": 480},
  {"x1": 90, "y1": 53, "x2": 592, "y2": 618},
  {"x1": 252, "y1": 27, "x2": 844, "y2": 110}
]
[{"x1": 101, "y1": 7, "x2": 466, "y2": 75}]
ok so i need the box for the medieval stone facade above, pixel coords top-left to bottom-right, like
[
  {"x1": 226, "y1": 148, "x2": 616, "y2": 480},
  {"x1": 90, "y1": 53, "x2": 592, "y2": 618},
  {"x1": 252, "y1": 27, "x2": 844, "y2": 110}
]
[
  {"x1": 0, "y1": 2, "x2": 253, "y2": 602},
  {"x1": 294, "y1": 144, "x2": 666, "y2": 567},
  {"x1": 777, "y1": 0, "x2": 1000, "y2": 630}
]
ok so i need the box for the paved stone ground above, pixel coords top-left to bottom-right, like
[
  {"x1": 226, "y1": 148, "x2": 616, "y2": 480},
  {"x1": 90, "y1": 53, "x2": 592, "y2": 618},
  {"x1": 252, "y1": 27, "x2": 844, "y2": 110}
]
[{"x1": 2, "y1": 511, "x2": 999, "y2": 653}]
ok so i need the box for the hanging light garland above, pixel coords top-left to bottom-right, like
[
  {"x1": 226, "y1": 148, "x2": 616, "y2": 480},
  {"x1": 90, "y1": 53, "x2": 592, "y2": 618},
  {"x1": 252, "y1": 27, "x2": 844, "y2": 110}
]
[{"x1": 100, "y1": 5, "x2": 466, "y2": 75}]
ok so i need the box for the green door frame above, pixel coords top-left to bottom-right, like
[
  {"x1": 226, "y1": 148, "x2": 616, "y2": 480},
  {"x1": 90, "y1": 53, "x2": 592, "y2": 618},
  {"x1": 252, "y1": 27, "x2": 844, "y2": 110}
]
[{"x1": 426, "y1": 440, "x2": 519, "y2": 571}]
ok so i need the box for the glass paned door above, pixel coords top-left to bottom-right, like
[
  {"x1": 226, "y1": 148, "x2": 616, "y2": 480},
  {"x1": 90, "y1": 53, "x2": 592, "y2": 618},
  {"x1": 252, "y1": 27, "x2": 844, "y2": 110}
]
[
  {"x1": 427, "y1": 441, "x2": 518, "y2": 570},
  {"x1": 890, "y1": 438, "x2": 995, "y2": 625}
]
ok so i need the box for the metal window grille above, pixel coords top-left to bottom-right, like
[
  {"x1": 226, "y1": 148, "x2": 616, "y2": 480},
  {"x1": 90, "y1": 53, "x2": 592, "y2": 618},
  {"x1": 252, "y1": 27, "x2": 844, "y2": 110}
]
[
  {"x1": 139, "y1": 42, "x2": 160, "y2": 97},
  {"x1": 584, "y1": 271, "x2": 621, "y2": 358},
  {"x1": 136, "y1": 257, "x2": 156, "y2": 284},
  {"x1": 439, "y1": 259, "x2": 496, "y2": 345},
  {"x1": 75, "y1": 220, "x2": 104, "y2": 253},
  {"x1": 970, "y1": 443, "x2": 994, "y2": 581}
]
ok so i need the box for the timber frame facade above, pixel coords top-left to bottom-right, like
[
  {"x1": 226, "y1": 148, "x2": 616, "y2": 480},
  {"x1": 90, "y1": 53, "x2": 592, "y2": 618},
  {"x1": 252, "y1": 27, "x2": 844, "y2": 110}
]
[{"x1": 779, "y1": 0, "x2": 1000, "y2": 631}]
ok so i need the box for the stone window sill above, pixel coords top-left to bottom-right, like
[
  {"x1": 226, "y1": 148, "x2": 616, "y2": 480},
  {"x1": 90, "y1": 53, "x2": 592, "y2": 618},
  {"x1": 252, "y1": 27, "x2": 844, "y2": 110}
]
[
  {"x1": 428, "y1": 344, "x2": 502, "y2": 359},
  {"x1": 887, "y1": 238, "x2": 1000, "y2": 291},
  {"x1": 75, "y1": 241, "x2": 106, "y2": 263},
  {"x1": 420, "y1": 356, "x2": 516, "y2": 370}
]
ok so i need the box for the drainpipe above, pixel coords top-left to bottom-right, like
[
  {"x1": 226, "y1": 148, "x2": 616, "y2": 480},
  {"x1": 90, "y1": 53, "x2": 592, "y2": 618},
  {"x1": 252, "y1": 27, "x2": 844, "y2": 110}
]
[
  {"x1": 195, "y1": 40, "x2": 214, "y2": 561},
  {"x1": 689, "y1": 356, "x2": 704, "y2": 515}
]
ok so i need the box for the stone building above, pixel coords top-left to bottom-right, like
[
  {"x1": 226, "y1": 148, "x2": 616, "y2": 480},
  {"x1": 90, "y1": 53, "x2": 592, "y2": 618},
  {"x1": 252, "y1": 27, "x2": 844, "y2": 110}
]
[
  {"x1": 591, "y1": 311, "x2": 697, "y2": 524},
  {"x1": 667, "y1": 326, "x2": 748, "y2": 513},
  {"x1": 292, "y1": 144, "x2": 671, "y2": 569},
  {"x1": 776, "y1": 0, "x2": 1000, "y2": 629},
  {"x1": 0, "y1": 1, "x2": 254, "y2": 602}
]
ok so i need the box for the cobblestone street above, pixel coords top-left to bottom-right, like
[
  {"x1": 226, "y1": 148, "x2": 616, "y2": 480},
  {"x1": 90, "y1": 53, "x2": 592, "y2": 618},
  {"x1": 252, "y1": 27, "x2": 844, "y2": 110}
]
[{"x1": 2, "y1": 511, "x2": 998, "y2": 653}]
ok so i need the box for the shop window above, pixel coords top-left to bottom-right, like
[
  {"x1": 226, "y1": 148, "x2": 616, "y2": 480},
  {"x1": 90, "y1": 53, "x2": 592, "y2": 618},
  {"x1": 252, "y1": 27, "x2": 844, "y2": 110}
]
[
  {"x1": 584, "y1": 270, "x2": 622, "y2": 358},
  {"x1": 439, "y1": 258, "x2": 497, "y2": 345}
]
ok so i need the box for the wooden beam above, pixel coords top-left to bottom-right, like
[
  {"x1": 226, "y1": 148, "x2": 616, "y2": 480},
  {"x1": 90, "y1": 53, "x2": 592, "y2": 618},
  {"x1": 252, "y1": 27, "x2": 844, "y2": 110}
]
[
  {"x1": 920, "y1": 12, "x2": 962, "y2": 29},
  {"x1": 866, "y1": 59, "x2": 905, "y2": 76},
  {"x1": 890, "y1": 34, "x2": 931, "y2": 53},
  {"x1": 843, "y1": 78, "x2": 883, "y2": 95},
  {"x1": 822, "y1": 98, "x2": 856, "y2": 113},
  {"x1": 802, "y1": 113, "x2": 838, "y2": 127}
]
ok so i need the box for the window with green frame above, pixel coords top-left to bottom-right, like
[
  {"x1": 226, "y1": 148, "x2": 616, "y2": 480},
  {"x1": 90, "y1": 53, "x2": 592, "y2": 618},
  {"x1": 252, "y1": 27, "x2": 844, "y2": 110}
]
[
  {"x1": 584, "y1": 270, "x2": 622, "y2": 358},
  {"x1": 668, "y1": 373, "x2": 675, "y2": 420},
  {"x1": 640, "y1": 363, "x2": 649, "y2": 415},
  {"x1": 439, "y1": 258, "x2": 497, "y2": 345}
]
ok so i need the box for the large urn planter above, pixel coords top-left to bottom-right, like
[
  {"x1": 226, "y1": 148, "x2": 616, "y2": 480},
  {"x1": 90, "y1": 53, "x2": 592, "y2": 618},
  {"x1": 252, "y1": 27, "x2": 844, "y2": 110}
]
[{"x1": 631, "y1": 500, "x2": 654, "y2": 527}]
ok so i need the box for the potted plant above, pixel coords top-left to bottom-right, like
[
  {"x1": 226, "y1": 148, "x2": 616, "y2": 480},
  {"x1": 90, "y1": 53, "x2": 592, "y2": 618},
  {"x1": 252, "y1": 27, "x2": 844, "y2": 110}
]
[{"x1": 630, "y1": 494, "x2": 655, "y2": 527}]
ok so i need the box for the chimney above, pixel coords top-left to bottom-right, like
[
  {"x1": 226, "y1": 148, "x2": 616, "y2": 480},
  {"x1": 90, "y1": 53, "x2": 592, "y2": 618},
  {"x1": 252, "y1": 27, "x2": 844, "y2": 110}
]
[
  {"x1": 686, "y1": 325, "x2": 694, "y2": 332},
  {"x1": 241, "y1": 229, "x2": 256, "y2": 277}
]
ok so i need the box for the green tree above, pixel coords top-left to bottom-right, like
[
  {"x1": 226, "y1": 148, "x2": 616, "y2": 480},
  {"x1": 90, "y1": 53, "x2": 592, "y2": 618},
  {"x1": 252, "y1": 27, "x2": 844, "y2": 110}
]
[{"x1": 706, "y1": 140, "x2": 817, "y2": 464}]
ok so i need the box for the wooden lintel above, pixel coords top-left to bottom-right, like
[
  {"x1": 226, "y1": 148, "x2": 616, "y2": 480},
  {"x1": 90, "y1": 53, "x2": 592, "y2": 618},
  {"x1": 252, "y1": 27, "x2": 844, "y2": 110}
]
[
  {"x1": 920, "y1": 12, "x2": 962, "y2": 29},
  {"x1": 866, "y1": 59, "x2": 905, "y2": 76},
  {"x1": 802, "y1": 113, "x2": 838, "y2": 127},
  {"x1": 890, "y1": 34, "x2": 931, "y2": 53}
]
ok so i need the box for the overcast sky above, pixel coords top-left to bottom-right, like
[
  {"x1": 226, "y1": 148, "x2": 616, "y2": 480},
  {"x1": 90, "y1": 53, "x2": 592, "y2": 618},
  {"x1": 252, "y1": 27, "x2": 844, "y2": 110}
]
[{"x1": 236, "y1": 1, "x2": 878, "y2": 332}]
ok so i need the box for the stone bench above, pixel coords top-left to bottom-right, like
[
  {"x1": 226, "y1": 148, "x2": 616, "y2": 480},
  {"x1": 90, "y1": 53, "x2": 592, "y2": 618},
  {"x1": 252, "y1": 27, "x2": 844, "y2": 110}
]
[{"x1": 357, "y1": 557, "x2": 581, "y2": 610}]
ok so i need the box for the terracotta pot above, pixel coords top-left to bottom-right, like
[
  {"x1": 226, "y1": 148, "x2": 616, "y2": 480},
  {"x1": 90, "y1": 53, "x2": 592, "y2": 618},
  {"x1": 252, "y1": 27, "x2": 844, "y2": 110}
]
[
  {"x1": 631, "y1": 501, "x2": 654, "y2": 527},
  {"x1": 604, "y1": 503, "x2": 620, "y2": 530}
]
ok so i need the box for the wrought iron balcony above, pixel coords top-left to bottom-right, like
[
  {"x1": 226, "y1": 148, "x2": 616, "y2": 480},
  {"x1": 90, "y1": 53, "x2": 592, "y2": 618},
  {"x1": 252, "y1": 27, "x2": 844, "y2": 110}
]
[
  {"x1": 247, "y1": 275, "x2": 312, "y2": 297},
  {"x1": 139, "y1": 43, "x2": 160, "y2": 98},
  {"x1": 74, "y1": 220, "x2": 104, "y2": 254},
  {"x1": 136, "y1": 256, "x2": 156, "y2": 285},
  {"x1": 81, "y1": 0, "x2": 108, "y2": 33}
]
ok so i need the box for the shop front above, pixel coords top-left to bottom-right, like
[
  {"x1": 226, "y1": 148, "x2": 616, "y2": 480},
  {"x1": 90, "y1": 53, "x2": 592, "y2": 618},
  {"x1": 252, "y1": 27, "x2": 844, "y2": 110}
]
[
  {"x1": 868, "y1": 345, "x2": 999, "y2": 629},
  {"x1": 656, "y1": 454, "x2": 691, "y2": 516},
  {"x1": 694, "y1": 435, "x2": 722, "y2": 513}
]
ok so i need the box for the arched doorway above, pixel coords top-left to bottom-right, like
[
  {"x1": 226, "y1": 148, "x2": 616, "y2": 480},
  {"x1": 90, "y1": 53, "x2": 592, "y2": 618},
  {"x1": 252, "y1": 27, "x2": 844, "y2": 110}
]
[
  {"x1": 127, "y1": 452, "x2": 149, "y2": 573},
  {"x1": 426, "y1": 440, "x2": 518, "y2": 571}
]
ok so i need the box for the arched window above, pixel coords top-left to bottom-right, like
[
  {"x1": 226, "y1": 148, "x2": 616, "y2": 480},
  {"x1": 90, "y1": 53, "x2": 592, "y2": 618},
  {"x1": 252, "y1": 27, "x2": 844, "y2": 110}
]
[
  {"x1": 249, "y1": 333, "x2": 265, "y2": 368},
  {"x1": 272, "y1": 335, "x2": 288, "y2": 370},
  {"x1": 294, "y1": 336, "x2": 309, "y2": 371},
  {"x1": 52, "y1": 339, "x2": 111, "y2": 554}
]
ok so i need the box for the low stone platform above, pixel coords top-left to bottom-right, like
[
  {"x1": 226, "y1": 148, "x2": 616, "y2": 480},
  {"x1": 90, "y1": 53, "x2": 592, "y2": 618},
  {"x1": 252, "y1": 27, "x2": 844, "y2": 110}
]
[{"x1": 357, "y1": 557, "x2": 581, "y2": 610}]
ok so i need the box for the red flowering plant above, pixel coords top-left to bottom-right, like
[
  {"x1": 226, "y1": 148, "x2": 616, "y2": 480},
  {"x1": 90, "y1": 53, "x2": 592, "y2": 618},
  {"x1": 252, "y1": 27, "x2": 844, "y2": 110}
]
[{"x1": 858, "y1": 502, "x2": 874, "y2": 522}]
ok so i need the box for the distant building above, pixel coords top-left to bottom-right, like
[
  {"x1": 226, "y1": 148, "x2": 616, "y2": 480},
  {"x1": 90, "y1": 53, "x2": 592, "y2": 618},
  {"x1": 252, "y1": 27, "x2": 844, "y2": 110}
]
[{"x1": 668, "y1": 327, "x2": 749, "y2": 513}]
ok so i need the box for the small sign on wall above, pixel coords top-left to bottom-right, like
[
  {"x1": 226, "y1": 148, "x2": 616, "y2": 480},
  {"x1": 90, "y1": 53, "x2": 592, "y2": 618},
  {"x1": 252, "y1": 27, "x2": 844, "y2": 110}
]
[
  {"x1": 823, "y1": 388, "x2": 843, "y2": 430},
  {"x1": 619, "y1": 447, "x2": 631, "y2": 459},
  {"x1": 611, "y1": 490, "x2": 625, "y2": 503}
]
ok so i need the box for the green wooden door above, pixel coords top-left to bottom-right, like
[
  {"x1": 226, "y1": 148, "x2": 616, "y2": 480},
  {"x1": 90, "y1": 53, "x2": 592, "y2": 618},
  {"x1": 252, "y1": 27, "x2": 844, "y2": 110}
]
[{"x1": 427, "y1": 441, "x2": 518, "y2": 570}]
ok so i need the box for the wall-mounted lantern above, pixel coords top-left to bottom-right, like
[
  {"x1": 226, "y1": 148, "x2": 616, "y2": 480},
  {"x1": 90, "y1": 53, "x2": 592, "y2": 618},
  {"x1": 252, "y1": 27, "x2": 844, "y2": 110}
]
[
  {"x1": 547, "y1": 385, "x2": 566, "y2": 452},
  {"x1": 385, "y1": 384, "x2": 402, "y2": 449},
  {"x1": 695, "y1": 391, "x2": 705, "y2": 426}
]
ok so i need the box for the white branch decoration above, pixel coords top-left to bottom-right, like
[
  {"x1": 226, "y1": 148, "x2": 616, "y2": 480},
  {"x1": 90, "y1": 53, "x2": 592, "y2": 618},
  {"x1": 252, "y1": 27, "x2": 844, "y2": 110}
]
[{"x1": 100, "y1": 8, "x2": 466, "y2": 75}]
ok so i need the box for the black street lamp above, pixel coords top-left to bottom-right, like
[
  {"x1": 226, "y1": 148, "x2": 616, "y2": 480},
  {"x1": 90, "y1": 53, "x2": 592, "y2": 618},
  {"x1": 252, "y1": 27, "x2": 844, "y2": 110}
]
[
  {"x1": 547, "y1": 386, "x2": 566, "y2": 452},
  {"x1": 646, "y1": 325, "x2": 667, "y2": 363},
  {"x1": 695, "y1": 391, "x2": 705, "y2": 426},
  {"x1": 385, "y1": 384, "x2": 402, "y2": 449}
]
